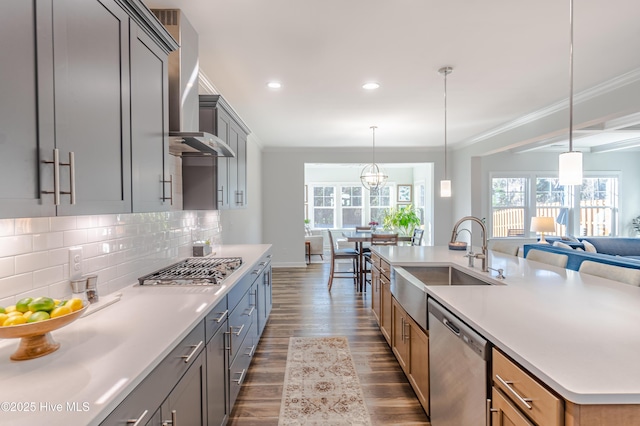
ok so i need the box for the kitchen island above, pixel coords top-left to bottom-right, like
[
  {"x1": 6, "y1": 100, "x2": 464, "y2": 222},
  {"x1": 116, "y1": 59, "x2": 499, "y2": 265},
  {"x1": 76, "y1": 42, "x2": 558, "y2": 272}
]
[
  {"x1": 0, "y1": 244, "x2": 271, "y2": 426},
  {"x1": 375, "y1": 245, "x2": 640, "y2": 424}
]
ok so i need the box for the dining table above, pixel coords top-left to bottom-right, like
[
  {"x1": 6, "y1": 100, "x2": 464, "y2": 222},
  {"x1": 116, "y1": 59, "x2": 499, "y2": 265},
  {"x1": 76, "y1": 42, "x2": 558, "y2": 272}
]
[{"x1": 341, "y1": 230, "x2": 411, "y2": 291}]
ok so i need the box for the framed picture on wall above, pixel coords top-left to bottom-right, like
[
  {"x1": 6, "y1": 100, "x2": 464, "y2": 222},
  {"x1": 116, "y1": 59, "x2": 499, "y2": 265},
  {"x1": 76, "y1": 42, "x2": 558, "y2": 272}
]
[{"x1": 397, "y1": 184, "x2": 412, "y2": 203}]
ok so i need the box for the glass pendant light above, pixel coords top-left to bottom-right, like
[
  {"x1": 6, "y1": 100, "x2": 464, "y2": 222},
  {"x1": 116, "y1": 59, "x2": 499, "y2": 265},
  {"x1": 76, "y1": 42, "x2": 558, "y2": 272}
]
[
  {"x1": 439, "y1": 66, "x2": 453, "y2": 197},
  {"x1": 360, "y1": 126, "x2": 388, "y2": 190},
  {"x1": 558, "y1": 0, "x2": 583, "y2": 185}
]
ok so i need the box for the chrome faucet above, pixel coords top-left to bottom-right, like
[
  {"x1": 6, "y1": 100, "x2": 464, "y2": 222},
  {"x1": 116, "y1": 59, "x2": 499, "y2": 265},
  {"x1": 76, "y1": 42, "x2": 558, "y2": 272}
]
[{"x1": 451, "y1": 216, "x2": 488, "y2": 272}]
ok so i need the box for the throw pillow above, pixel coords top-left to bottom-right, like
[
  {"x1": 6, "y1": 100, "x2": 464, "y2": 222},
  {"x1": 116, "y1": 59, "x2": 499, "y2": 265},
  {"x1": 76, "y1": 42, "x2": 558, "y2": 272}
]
[
  {"x1": 566, "y1": 234, "x2": 579, "y2": 242},
  {"x1": 553, "y1": 241, "x2": 573, "y2": 250},
  {"x1": 582, "y1": 240, "x2": 597, "y2": 253}
]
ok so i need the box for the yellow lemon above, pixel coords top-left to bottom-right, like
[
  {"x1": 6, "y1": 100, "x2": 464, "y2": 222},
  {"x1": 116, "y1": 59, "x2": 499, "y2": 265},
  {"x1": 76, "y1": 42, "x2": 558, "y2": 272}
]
[
  {"x1": 50, "y1": 305, "x2": 72, "y2": 318},
  {"x1": 22, "y1": 311, "x2": 33, "y2": 320},
  {"x1": 5, "y1": 305, "x2": 17, "y2": 313},
  {"x1": 3, "y1": 316, "x2": 27, "y2": 326},
  {"x1": 7, "y1": 311, "x2": 24, "y2": 318},
  {"x1": 0, "y1": 313, "x2": 8, "y2": 325},
  {"x1": 65, "y1": 298, "x2": 84, "y2": 312}
]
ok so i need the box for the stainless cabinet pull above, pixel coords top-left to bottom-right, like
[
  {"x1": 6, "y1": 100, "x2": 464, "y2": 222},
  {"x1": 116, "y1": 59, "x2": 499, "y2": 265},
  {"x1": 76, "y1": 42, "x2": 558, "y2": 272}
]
[
  {"x1": 252, "y1": 269, "x2": 260, "y2": 275},
  {"x1": 246, "y1": 306, "x2": 255, "y2": 316},
  {"x1": 161, "y1": 174, "x2": 173, "y2": 205},
  {"x1": 126, "y1": 409, "x2": 148, "y2": 426},
  {"x1": 180, "y1": 340, "x2": 203, "y2": 364},
  {"x1": 232, "y1": 323, "x2": 245, "y2": 336},
  {"x1": 403, "y1": 317, "x2": 410, "y2": 341},
  {"x1": 233, "y1": 368, "x2": 247, "y2": 385},
  {"x1": 259, "y1": 262, "x2": 266, "y2": 266},
  {"x1": 218, "y1": 186, "x2": 224, "y2": 205},
  {"x1": 213, "y1": 310, "x2": 228, "y2": 323},
  {"x1": 225, "y1": 330, "x2": 232, "y2": 354},
  {"x1": 41, "y1": 148, "x2": 60, "y2": 205},
  {"x1": 495, "y1": 374, "x2": 533, "y2": 409},
  {"x1": 486, "y1": 399, "x2": 501, "y2": 426},
  {"x1": 246, "y1": 344, "x2": 256, "y2": 357},
  {"x1": 400, "y1": 317, "x2": 405, "y2": 341},
  {"x1": 162, "y1": 409, "x2": 177, "y2": 426},
  {"x1": 61, "y1": 151, "x2": 76, "y2": 205}
]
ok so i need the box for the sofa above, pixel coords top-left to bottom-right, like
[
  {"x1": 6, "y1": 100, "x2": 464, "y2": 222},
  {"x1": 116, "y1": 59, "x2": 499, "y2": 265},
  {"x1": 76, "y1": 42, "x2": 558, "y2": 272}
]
[{"x1": 523, "y1": 237, "x2": 640, "y2": 272}]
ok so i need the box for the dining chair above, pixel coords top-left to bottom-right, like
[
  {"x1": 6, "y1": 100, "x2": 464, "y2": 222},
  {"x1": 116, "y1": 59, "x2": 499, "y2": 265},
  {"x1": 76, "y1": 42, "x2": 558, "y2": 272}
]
[
  {"x1": 525, "y1": 249, "x2": 568, "y2": 268},
  {"x1": 490, "y1": 241, "x2": 519, "y2": 257},
  {"x1": 410, "y1": 229, "x2": 424, "y2": 246},
  {"x1": 326, "y1": 230, "x2": 359, "y2": 291},
  {"x1": 579, "y1": 260, "x2": 640, "y2": 286}
]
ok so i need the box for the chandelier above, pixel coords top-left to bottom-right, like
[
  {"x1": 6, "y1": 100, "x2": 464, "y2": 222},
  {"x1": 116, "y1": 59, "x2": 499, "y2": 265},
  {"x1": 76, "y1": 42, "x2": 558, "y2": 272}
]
[{"x1": 360, "y1": 126, "x2": 388, "y2": 190}]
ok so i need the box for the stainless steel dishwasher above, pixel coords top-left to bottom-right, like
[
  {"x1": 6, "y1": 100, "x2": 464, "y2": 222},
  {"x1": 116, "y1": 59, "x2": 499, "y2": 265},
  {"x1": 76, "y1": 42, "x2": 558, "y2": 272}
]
[{"x1": 428, "y1": 298, "x2": 489, "y2": 426}]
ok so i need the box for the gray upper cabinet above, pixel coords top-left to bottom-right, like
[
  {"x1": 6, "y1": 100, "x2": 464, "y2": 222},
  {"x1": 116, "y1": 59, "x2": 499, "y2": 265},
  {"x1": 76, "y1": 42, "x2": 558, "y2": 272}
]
[
  {"x1": 0, "y1": 0, "x2": 177, "y2": 219},
  {"x1": 130, "y1": 22, "x2": 170, "y2": 212},
  {"x1": 0, "y1": 0, "x2": 55, "y2": 218},
  {"x1": 199, "y1": 95, "x2": 250, "y2": 210}
]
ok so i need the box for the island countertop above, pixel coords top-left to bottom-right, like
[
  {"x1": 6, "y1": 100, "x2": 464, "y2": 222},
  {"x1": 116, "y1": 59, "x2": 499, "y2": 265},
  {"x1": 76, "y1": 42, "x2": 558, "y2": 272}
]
[
  {"x1": 0, "y1": 244, "x2": 271, "y2": 426},
  {"x1": 373, "y1": 245, "x2": 640, "y2": 405}
]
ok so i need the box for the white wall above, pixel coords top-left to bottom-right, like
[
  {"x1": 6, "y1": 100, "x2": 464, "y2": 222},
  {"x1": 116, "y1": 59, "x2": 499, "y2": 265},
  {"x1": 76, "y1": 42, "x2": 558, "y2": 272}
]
[{"x1": 262, "y1": 148, "x2": 447, "y2": 267}]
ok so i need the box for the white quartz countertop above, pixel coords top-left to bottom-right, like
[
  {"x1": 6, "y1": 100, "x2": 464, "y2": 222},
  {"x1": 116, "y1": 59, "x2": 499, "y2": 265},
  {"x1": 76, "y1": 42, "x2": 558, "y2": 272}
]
[
  {"x1": 375, "y1": 245, "x2": 640, "y2": 405},
  {"x1": 0, "y1": 244, "x2": 271, "y2": 426}
]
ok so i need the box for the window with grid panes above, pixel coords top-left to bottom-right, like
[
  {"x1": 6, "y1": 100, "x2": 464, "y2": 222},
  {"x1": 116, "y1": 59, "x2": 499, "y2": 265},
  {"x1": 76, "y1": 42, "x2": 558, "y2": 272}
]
[
  {"x1": 369, "y1": 186, "x2": 392, "y2": 224},
  {"x1": 312, "y1": 186, "x2": 335, "y2": 228},
  {"x1": 491, "y1": 177, "x2": 527, "y2": 237},
  {"x1": 341, "y1": 186, "x2": 363, "y2": 228}
]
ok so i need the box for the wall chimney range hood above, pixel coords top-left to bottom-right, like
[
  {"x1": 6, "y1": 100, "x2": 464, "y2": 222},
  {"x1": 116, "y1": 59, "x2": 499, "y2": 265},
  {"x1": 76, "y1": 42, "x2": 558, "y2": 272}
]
[{"x1": 152, "y1": 9, "x2": 235, "y2": 157}]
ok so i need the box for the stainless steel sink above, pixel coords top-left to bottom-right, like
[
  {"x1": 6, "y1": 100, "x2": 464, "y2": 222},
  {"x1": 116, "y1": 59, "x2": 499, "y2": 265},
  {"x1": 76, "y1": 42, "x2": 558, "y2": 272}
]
[{"x1": 398, "y1": 266, "x2": 490, "y2": 286}]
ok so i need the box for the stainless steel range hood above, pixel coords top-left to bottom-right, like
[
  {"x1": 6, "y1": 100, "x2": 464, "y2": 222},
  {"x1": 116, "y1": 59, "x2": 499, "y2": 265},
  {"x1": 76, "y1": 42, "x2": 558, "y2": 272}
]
[{"x1": 152, "y1": 9, "x2": 235, "y2": 157}]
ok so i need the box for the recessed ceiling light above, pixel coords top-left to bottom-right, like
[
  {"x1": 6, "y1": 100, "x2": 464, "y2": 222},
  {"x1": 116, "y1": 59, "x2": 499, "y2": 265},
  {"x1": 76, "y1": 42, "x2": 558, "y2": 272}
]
[
  {"x1": 267, "y1": 81, "x2": 282, "y2": 89},
  {"x1": 362, "y1": 82, "x2": 380, "y2": 90}
]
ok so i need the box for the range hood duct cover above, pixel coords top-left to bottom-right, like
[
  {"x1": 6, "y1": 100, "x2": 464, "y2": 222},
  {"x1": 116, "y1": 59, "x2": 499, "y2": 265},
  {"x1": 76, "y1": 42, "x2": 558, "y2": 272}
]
[{"x1": 152, "y1": 9, "x2": 235, "y2": 157}]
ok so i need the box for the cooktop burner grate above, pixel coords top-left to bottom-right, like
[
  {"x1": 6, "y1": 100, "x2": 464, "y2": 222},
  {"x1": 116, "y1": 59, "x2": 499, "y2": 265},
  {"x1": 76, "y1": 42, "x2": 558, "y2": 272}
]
[{"x1": 138, "y1": 257, "x2": 243, "y2": 286}]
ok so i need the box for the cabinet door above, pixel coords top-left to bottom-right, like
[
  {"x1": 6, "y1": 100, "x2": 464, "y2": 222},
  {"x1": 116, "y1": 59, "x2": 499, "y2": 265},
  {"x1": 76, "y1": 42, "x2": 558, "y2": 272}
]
[
  {"x1": 407, "y1": 316, "x2": 429, "y2": 415},
  {"x1": 227, "y1": 123, "x2": 239, "y2": 207},
  {"x1": 0, "y1": 0, "x2": 55, "y2": 218},
  {"x1": 235, "y1": 131, "x2": 247, "y2": 207},
  {"x1": 380, "y1": 274, "x2": 392, "y2": 345},
  {"x1": 216, "y1": 109, "x2": 231, "y2": 209},
  {"x1": 160, "y1": 350, "x2": 207, "y2": 426},
  {"x1": 257, "y1": 263, "x2": 272, "y2": 336},
  {"x1": 491, "y1": 387, "x2": 535, "y2": 426},
  {"x1": 206, "y1": 320, "x2": 228, "y2": 426},
  {"x1": 52, "y1": 0, "x2": 132, "y2": 215},
  {"x1": 371, "y1": 265, "x2": 381, "y2": 325},
  {"x1": 392, "y1": 298, "x2": 409, "y2": 372},
  {"x1": 130, "y1": 23, "x2": 170, "y2": 212}
]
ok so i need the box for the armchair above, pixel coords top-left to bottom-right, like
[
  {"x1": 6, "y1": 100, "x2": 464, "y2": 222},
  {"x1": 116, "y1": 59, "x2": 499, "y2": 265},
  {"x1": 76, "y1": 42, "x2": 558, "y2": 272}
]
[{"x1": 304, "y1": 234, "x2": 324, "y2": 263}]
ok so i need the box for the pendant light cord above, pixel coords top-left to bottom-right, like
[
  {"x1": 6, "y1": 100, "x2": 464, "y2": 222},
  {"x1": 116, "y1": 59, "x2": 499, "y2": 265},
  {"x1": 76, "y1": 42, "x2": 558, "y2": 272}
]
[
  {"x1": 568, "y1": 0, "x2": 574, "y2": 152},
  {"x1": 444, "y1": 70, "x2": 448, "y2": 180},
  {"x1": 371, "y1": 126, "x2": 377, "y2": 165}
]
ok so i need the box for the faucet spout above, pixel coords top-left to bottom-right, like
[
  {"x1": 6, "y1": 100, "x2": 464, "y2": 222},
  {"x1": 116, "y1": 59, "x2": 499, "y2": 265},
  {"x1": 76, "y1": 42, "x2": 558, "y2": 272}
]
[{"x1": 451, "y1": 216, "x2": 488, "y2": 272}]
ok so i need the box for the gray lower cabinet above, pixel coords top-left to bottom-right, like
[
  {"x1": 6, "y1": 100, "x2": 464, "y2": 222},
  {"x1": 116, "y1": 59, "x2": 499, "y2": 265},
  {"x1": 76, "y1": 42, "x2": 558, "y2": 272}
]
[
  {"x1": 158, "y1": 349, "x2": 207, "y2": 426},
  {"x1": 130, "y1": 21, "x2": 171, "y2": 212},
  {"x1": 205, "y1": 298, "x2": 229, "y2": 426},
  {"x1": 256, "y1": 258, "x2": 273, "y2": 336}
]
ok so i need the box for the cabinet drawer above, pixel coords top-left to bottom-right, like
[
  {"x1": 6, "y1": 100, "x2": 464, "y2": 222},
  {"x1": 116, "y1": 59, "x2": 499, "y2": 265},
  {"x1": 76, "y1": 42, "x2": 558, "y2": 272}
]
[
  {"x1": 492, "y1": 387, "x2": 535, "y2": 426},
  {"x1": 101, "y1": 321, "x2": 205, "y2": 425},
  {"x1": 492, "y1": 348, "x2": 563, "y2": 426},
  {"x1": 228, "y1": 286, "x2": 256, "y2": 363},
  {"x1": 370, "y1": 252, "x2": 381, "y2": 269},
  {"x1": 228, "y1": 270, "x2": 258, "y2": 310},
  {"x1": 229, "y1": 322, "x2": 256, "y2": 409},
  {"x1": 205, "y1": 297, "x2": 228, "y2": 343},
  {"x1": 380, "y1": 258, "x2": 391, "y2": 279}
]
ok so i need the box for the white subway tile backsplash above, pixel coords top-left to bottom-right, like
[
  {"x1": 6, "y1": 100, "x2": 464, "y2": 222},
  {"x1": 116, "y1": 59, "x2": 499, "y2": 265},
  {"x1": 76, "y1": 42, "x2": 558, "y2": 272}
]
[
  {"x1": 0, "y1": 235, "x2": 33, "y2": 257},
  {"x1": 15, "y1": 251, "x2": 49, "y2": 274},
  {"x1": 15, "y1": 217, "x2": 50, "y2": 235},
  {"x1": 0, "y1": 210, "x2": 221, "y2": 300}
]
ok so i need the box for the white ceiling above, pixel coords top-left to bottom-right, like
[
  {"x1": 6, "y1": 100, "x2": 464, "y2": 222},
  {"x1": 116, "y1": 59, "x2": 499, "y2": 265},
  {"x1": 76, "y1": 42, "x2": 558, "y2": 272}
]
[{"x1": 147, "y1": 0, "x2": 640, "y2": 152}]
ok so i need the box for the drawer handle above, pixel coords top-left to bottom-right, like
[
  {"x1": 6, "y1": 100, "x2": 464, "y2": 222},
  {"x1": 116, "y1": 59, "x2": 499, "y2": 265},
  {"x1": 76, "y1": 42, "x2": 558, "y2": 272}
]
[
  {"x1": 246, "y1": 306, "x2": 255, "y2": 316},
  {"x1": 232, "y1": 323, "x2": 245, "y2": 336},
  {"x1": 495, "y1": 374, "x2": 533, "y2": 409},
  {"x1": 486, "y1": 399, "x2": 500, "y2": 426},
  {"x1": 246, "y1": 344, "x2": 256, "y2": 357},
  {"x1": 213, "y1": 310, "x2": 228, "y2": 323},
  {"x1": 233, "y1": 368, "x2": 247, "y2": 385},
  {"x1": 252, "y1": 269, "x2": 260, "y2": 275},
  {"x1": 181, "y1": 341, "x2": 203, "y2": 364},
  {"x1": 126, "y1": 409, "x2": 148, "y2": 426},
  {"x1": 162, "y1": 409, "x2": 177, "y2": 426}
]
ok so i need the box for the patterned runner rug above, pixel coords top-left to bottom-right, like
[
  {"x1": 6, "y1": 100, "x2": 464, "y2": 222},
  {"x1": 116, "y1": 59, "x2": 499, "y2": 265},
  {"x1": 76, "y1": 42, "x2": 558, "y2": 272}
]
[{"x1": 279, "y1": 336, "x2": 372, "y2": 425}]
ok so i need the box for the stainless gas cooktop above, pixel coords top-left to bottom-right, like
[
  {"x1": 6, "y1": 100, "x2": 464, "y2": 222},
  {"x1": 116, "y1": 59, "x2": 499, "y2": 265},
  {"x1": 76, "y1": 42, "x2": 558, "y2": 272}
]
[{"x1": 138, "y1": 257, "x2": 242, "y2": 286}]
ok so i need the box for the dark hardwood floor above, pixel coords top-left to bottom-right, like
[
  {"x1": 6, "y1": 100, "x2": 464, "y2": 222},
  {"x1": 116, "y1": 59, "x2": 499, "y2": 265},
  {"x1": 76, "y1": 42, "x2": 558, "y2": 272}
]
[{"x1": 228, "y1": 262, "x2": 431, "y2": 425}]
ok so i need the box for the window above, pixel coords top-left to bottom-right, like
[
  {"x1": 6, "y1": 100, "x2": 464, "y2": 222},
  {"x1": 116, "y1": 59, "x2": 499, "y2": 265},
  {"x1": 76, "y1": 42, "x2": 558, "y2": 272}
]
[
  {"x1": 490, "y1": 173, "x2": 619, "y2": 238},
  {"x1": 341, "y1": 186, "x2": 363, "y2": 228},
  {"x1": 491, "y1": 177, "x2": 527, "y2": 237},
  {"x1": 369, "y1": 186, "x2": 392, "y2": 224},
  {"x1": 312, "y1": 186, "x2": 335, "y2": 228}
]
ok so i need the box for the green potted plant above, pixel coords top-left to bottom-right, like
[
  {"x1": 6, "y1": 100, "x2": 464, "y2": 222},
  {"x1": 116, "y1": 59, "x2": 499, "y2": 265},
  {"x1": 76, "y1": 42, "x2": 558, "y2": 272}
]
[
  {"x1": 632, "y1": 216, "x2": 640, "y2": 236},
  {"x1": 382, "y1": 204, "x2": 421, "y2": 236}
]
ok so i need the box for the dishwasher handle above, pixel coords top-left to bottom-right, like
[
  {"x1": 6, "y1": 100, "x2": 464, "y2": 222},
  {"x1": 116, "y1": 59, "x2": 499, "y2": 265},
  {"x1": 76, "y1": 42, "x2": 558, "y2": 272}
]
[{"x1": 443, "y1": 317, "x2": 461, "y2": 336}]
